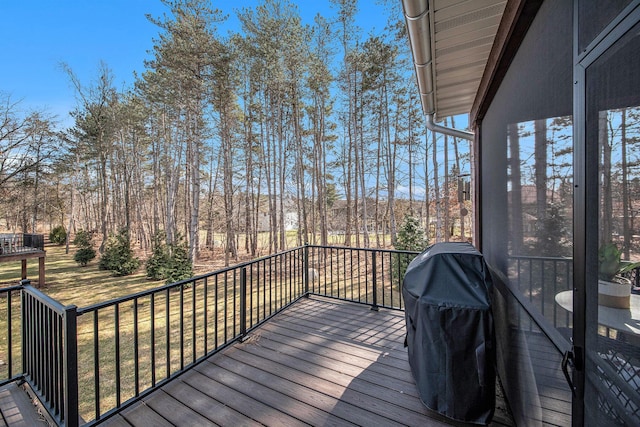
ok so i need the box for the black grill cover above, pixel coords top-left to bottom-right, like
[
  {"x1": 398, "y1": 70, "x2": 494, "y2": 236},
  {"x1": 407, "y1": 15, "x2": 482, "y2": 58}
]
[{"x1": 402, "y1": 242, "x2": 495, "y2": 424}]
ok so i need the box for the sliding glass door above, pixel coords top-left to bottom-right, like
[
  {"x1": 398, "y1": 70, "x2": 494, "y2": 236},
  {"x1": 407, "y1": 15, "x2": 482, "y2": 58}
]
[{"x1": 580, "y1": 8, "x2": 640, "y2": 425}]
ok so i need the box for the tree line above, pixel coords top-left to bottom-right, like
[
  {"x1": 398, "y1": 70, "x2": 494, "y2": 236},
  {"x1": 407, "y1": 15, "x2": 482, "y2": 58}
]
[{"x1": 0, "y1": 0, "x2": 473, "y2": 265}]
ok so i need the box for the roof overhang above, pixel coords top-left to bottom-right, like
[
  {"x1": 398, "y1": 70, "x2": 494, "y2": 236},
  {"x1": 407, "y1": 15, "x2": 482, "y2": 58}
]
[{"x1": 402, "y1": 0, "x2": 507, "y2": 123}]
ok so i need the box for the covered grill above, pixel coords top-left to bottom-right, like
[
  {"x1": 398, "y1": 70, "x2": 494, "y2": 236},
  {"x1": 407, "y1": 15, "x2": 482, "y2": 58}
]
[{"x1": 402, "y1": 242, "x2": 495, "y2": 424}]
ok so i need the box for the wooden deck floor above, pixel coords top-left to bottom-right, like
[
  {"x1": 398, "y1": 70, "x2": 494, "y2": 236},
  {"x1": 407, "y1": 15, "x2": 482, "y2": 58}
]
[
  {"x1": 100, "y1": 296, "x2": 513, "y2": 427},
  {"x1": 0, "y1": 382, "x2": 48, "y2": 426}
]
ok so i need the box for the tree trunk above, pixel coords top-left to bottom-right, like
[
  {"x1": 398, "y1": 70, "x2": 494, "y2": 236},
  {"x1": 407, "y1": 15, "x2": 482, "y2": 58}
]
[
  {"x1": 451, "y1": 116, "x2": 465, "y2": 241},
  {"x1": 601, "y1": 110, "x2": 612, "y2": 240},
  {"x1": 534, "y1": 118, "x2": 548, "y2": 246},
  {"x1": 443, "y1": 119, "x2": 450, "y2": 242},
  {"x1": 385, "y1": 85, "x2": 397, "y2": 245},
  {"x1": 424, "y1": 130, "x2": 430, "y2": 241},
  {"x1": 508, "y1": 122, "x2": 524, "y2": 254},
  {"x1": 621, "y1": 109, "x2": 630, "y2": 258},
  {"x1": 188, "y1": 107, "x2": 201, "y2": 263},
  {"x1": 432, "y1": 129, "x2": 442, "y2": 242}
]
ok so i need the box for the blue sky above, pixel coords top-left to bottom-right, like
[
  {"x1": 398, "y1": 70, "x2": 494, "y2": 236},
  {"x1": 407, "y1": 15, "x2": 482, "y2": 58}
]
[{"x1": 0, "y1": 0, "x2": 392, "y2": 127}]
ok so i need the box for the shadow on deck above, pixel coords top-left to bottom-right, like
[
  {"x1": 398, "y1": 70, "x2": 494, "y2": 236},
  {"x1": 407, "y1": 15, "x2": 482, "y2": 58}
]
[{"x1": 100, "y1": 296, "x2": 514, "y2": 426}]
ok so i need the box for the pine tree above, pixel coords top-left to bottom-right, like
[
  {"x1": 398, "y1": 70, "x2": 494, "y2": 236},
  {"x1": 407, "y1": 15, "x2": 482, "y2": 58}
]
[
  {"x1": 146, "y1": 231, "x2": 193, "y2": 283},
  {"x1": 73, "y1": 230, "x2": 96, "y2": 267},
  {"x1": 49, "y1": 225, "x2": 67, "y2": 246},
  {"x1": 396, "y1": 214, "x2": 428, "y2": 252},
  {"x1": 99, "y1": 229, "x2": 140, "y2": 276},
  {"x1": 393, "y1": 214, "x2": 429, "y2": 284}
]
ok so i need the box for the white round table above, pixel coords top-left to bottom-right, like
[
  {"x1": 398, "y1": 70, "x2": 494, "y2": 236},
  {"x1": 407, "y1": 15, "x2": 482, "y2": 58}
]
[{"x1": 555, "y1": 290, "x2": 640, "y2": 335}]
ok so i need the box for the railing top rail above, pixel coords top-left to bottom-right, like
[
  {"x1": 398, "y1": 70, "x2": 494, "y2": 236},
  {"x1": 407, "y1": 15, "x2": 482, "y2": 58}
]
[
  {"x1": 77, "y1": 277, "x2": 189, "y2": 314},
  {"x1": 0, "y1": 285, "x2": 24, "y2": 294},
  {"x1": 509, "y1": 254, "x2": 573, "y2": 262},
  {"x1": 310, "y1": 244, "x2": 421, "y2": 256},
  {"x1": 22, "y1": 285, "x2": 76, "y2": 315}
]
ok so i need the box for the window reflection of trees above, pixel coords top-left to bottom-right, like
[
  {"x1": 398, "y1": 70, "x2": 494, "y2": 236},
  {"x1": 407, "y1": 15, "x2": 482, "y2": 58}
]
[
  {"x1": 507, "y1": 116, "x2": 573, "y2": 257},
  {"x1": 600, "y1": 107, "x2": 640, "y2": 263}
]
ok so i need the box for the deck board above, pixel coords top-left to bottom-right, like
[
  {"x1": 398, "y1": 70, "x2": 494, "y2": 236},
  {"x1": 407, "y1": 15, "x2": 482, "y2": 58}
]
[
  {"x1": 101, "y1": 296, "x2": 515, "y2": 426},
  {"x1": 195, "y1": 360, "x2": 360, "y2": 426},
  {"x1": 223, "y1": 344, "x2": 425, "y2": 412},
  {"x1": 230, "y1": 333, "x2": 424, "y2": 403},
  {"x1": 259, "y1": 322, "x2": 416, "y2": 383},
  {"x1": 182, "y1": 369, "x2": 304, "y2": 427},
  {"x1": 206, "y1": 352, "x2": 415, "y2": 426},
  {"x1": 143, "y1": 389, "x2": 219, "y2": 426},
  {"x1": 0, "y1": 382, "x2": 46, "y2": 427},
  {"x1": 111, "y1": 402, "x2": 174, "y2": 427}
]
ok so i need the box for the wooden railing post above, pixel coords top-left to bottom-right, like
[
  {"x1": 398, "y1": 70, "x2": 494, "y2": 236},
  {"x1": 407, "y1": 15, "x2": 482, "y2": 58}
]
[
  {"x1": 240, "y1": 267, "x2": 247, "y2": 340},
  {"x1": 371, "y1": 252, "x2": 379, "y2": 311},
  {"x1": 63, "y1": 304, "x2": 79, "y2": 427}
]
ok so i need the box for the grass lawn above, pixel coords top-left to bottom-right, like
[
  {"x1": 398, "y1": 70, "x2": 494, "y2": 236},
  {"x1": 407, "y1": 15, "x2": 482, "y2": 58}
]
[{"x1": 0, "y1": 244, "x2": 165, "y2": 307}]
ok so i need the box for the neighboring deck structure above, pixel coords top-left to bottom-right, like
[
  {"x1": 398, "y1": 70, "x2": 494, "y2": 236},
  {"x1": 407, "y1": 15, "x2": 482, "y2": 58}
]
[
  {"x1": 100, "y1": 296, "x2": 514, "y2": 427},
  {"x1": 0, "y1": 234, "x2": 45, "y2": 287}
]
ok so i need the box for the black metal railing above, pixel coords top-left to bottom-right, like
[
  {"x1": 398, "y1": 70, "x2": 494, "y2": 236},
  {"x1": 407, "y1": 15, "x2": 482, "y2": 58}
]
[
  {"x1": 0, "y1": 244, "x2": 418, "y2": 426},
  {"x1": 0, "y1": 284, "x2": 24, "y2": 386},
  {"x1": 75, "y1": 246, "x2": 307, "y2": 423},
  {"x1": 23, "y1": 233, "x2": 45, "y2": 251},
  {"x1": 306, "y1": 245, "x2": 419, "y2": 310},
  {"x1": 507, "y1": 255, "x2": 573, "y2": 330},
  {"x1": 0, "y1": 233, "x2": 45, "y2": 255},
  {"x1": 22, "y1": 285, "x2": 78, "y2": 426},
  {"x1": 0, "y1": 281, "x2": 78, "y2": 427}
]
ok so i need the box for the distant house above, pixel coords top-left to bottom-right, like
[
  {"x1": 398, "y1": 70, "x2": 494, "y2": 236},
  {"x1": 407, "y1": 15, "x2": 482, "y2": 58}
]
[
  {"x1": 507, "y1": 184, "x2": 562, "y2": 235},
  {"x1": 254, "y1": 196, "x2": 299, "y2": 232},
  {"x1": 284, "y1": 211, "x2": 298, "y2": 231}
]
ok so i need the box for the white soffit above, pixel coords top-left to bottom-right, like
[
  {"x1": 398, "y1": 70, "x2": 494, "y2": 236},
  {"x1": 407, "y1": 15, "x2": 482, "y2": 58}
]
[{"x1": 403, "y1": 0, "x2": 507, "y2": 122}]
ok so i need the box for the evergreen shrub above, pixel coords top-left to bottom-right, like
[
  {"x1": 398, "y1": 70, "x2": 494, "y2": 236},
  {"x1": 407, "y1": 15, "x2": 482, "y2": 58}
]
[
  {"x1": 393, "y1": 214, "x2": 429, "y2": 283},
  {"x1": 99, "y1": 229, "x2": 140, "y2": 276},
  {"x1": 73, "y1": 230, "x2": 96, "y2": 266},
  {"x1": 49, "y1": 225, "x2": 67, "y2": 246},
  {"x1": 146, "y1": 231, "x2": 193, "y2": 283}
]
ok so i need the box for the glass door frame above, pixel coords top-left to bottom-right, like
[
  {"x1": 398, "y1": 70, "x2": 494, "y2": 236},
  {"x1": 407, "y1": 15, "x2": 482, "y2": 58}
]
[{"x1": 573, "y1": 2, "x2": 640, "y2": 425}]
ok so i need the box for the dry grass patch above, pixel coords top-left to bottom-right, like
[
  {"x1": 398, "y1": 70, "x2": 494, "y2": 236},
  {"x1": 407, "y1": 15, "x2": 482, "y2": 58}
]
[{"x1": 0, "y1": 244, "x2": 165, "y2": 307}]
